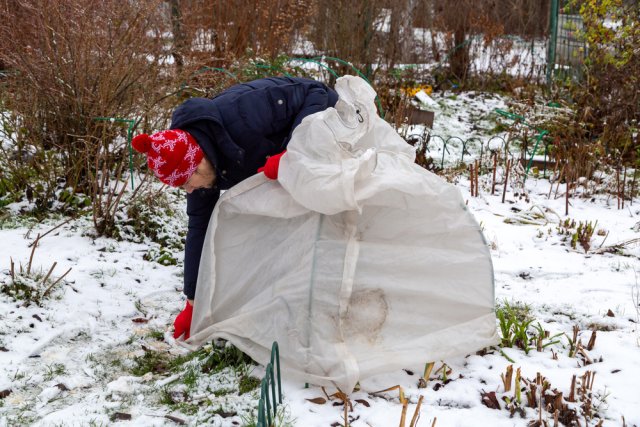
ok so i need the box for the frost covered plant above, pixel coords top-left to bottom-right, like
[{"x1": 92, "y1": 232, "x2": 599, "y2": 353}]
[
  {"x1": 556, "y1": 219, "x2": 598, "y2": 253},
  {"x1": 1, "y1": 236, "x2": 71, "y2": 306},
  {"x1": 137, "y1": 341, "x2": 262, "y2": 423},
  {"x1": 118, "y1": 189, "x2": 186, "y2": 266},
  {"x1": 571, "y1": 221, "x2": 597, "y2": 253},
  {"x1": 531, "y1": 323, "x2": 564, "y2": 353},
  {"x1": 486, "y1": 369, "x2": 608, "y2": 426},
  {"x1": 241, "y1": 404, "x2": 296, "y2": 427},
  {"x1": 496, "y1": 301, "x2": 534, "y2": 353},
  {"x1": 496, "y1": 301, "x2": 562, "y2": 355}
]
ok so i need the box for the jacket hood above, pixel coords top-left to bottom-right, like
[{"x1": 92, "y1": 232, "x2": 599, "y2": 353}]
[{"x1": 170, "y1": 98, "x2": 246, "y2": 185}]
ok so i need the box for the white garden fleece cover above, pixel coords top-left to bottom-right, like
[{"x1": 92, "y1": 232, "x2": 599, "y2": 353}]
[{"x1": 186, "y1": 76, "x2": 498, "y2": 392}]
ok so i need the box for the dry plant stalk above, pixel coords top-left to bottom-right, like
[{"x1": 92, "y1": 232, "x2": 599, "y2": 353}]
[
  {"x1": 40, "y1": 262, "x2": 58, "y2": 286},
  {"x1": 372, "y1": 385, "x2": 407, "y2": 404},
  {"x1": 502, "y1": 159, "x2": 511, "y2": 203},
  {"x1": 409, "y1": 395, "x2": 424, "y2": 427},
  {"x1": 492, "y1": 153, "x2": 498, "y2": 195},
  {"x1": 344, "y1": 398, "x2": 349, "y2": 427},
  {"x1": 622, "y1": 167, "x2": 627, "y2": 209},
  {"x1": 547, "y1": 161, "x2": 559, "y2": 200},
  {"x1": 419, "y1": 362, "x2": 435, "y2": 388},
  {"x1": 41, "y1": 267, "x2": 73, "y2": 299},
  {"x1": 501, "y1": 365, "x2": 514, "y2": 392},
  {"x1": 527, "y1": 382, "x2": 537, "y2": 408},
  {"x1": 27, "y1": 234, "x2": 41, "y2": 276},
  {"x1": 565, "y1": 178, "x2": 571, "y2": 216},
  {"x1": 631, "y1": 171, "x2": 637, "y2": 206},
  {"x1": 617, "y1": 167, "x2": 621, "y2": 210},
  {"x1": 568, "y1": 325, "x2": 580, "y2": 358},
  {"x1": 433, "y1": 362, "x2": 451, "y2": 381},
  {"x1": 577, "y1": 343, "x2": 593, "y2": 365},
  {"x1": 581, "y1": 371, "x2": 595, "y2": 392},
  {"x1": 568, "y1": 375, "x2": 577, "y2": 402},
  {"x1": 475, "y1": 160, "x2": 480, "y2": 197},
  {"x1": 470, "y1": 163, "x2": 475, "y2": 197},
  {"x1": 28, "y1": 217, "x2": 76, "y2": 248},
  {"x1": 399, "y1": 400, "x2": 408, "y2": 427}
]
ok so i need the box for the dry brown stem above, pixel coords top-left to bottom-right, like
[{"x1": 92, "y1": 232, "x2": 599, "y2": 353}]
[{"x1": 409, "y1": 395, "x2": 424, "y2": 427}]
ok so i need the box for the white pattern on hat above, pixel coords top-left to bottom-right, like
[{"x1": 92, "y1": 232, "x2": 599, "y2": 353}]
[
  {"x1": 164, "y1": 169, "x2": 183, "y2": 187},
  {"x1": 150, "y1": 156, "x2": 166, "y2": 171},
  {"x1": 184, "y1": 144, "x2": 199, "y2": 162},
  {"x1": 153, "y1": 132, "x2": 179, "y2": 151},
  {"x1": 184, "y1": 160, "x2": 198, "y2": 178}
]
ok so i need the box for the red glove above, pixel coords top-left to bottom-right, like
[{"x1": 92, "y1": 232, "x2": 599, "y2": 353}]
[
  {"x1": 173, "y1": 301, "x2": 193, "y2": 339},
  {"x1": 258, "y1": 150, "x2": 286, "y2": 179}
]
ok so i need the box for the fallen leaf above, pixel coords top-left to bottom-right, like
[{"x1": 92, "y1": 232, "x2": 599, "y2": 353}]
[
  {"x1": 481, "y1": 390, "x2": 501, "y2": 410},
  {"x1": 606, "y1": 309, "x2": 615, "y2": 317},
  {"x1": 32, "y1": 314, "x2": 42, "y2": 322},
  {"x1": 165, "y1": 415, "x2": 186, "y2": 425},
  {"x1": 355, "y1": 399, "x2": 370, "y2": 407},
  {"x1": 132, "y1": 318, "x2": 149, "y2": 323},
  {"x1": 0, "y1": 389, "x2": 11, "y2": 399},
  {"x1": 0, "y1": 347, "x2": 8, "y2": 352},
  {"x1": 305, "y1": 397, "x2": 327, "y2": 405},
  {"x1": 111, "y1": 412, "x2": 132, "y2": 421},
  {"x1": 55, "y1": 383, "x2": 69, "y2": 391}
]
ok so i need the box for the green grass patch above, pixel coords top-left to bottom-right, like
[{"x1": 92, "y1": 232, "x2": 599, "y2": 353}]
[
  {"x1": 238, "y1": 375, "x2": 261, "y2": 395},
  {"x1": 131, "y1": 349, "x2": 171, "y2": 376},
  {"x1": 146, "y1": 330, "x2": 165, "y2": 341},
  {"x1": 43, "y1": 363, "x2": 66, "y2": 381}
]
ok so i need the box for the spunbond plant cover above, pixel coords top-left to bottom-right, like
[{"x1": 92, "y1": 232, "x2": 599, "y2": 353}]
[{"x1": 185, "y1": 76, "x2": 498, "y2": 392}]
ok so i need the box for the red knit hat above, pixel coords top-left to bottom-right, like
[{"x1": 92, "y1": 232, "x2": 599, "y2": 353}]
[{"x1": 132, "y1": 129, "x2": 204, "y2": 187}]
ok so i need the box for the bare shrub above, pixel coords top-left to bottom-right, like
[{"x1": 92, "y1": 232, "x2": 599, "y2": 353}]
[
  {"x1": 0, "y1": 0, "x2": 173, "y2": 225},
  {"x1": 561, "y1": 0, "x2": 640, "y2": 167},
  {"x1": 2, "y1": 235, "x2": 72, "y2": 306},
  {"x1": 172, "y1": 0, "x2": 310, "y2": 68}
]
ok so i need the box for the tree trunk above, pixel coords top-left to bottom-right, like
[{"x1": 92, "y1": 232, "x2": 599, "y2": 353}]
[
  {"x1": 450, "y1": 23, "x2": 470, "y2": 81},
  {"x1": 169, "y1": 0, "x2": 184, "y2": 72},
  {"x1": 399, "y1": 0, "x2": 418, "y2": 62}
]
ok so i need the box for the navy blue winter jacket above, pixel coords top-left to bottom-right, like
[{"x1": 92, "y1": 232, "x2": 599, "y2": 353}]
[{"x1": 169, "y1": 77, "x2": 339, "y2": 299}]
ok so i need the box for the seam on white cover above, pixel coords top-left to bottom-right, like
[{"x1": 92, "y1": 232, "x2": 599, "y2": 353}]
[{"x1": 336, "y1": 211, "x2": 360, "y2": 390}]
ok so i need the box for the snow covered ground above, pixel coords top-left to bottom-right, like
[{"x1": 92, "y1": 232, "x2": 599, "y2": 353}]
[{"x1": 1, "y1": 93, "x2": 640, "y2": 427}]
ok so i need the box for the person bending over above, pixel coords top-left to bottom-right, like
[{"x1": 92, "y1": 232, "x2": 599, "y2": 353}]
[{"x1": 131, "y1": 77, "x2": 339, "y2": 339}]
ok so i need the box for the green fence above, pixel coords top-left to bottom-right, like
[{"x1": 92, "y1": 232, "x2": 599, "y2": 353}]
[
  {"x1": 547, "y1": 0, "x2": 586, "y2": 84},
  {"x1": 405, "y1": 113, "x2": 552, "y2": 179},
  {"x1": 256, "y1": 342, "x2": 282, "y2": 427}
]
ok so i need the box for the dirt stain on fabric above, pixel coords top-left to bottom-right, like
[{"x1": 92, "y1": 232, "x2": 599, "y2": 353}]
[{"x1": 342, "y1": 288, "x2": 388, "y2": 344}]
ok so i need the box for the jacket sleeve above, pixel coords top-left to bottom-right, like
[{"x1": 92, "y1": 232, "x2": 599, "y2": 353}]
[
  {"x1": 291, "y1": 84, "x2": 331, "y2": 132},
  {"x1": 184, "y1": 187, "x2": 220, "y2": 300}
]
